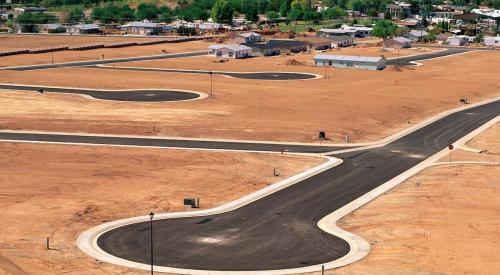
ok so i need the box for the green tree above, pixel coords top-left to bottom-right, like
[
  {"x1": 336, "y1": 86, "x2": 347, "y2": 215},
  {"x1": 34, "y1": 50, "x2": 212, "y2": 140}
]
[
  {"x1": 135, "y1": 3, "x2": 159, "y2": 21},
  {"x1": 266, "y1": 10, "x2": 280, "y2": 21},
  {"x1": 211, "y1": 0, "x2": 234, "y2": 23},
  {"x1": 323, "y1": 7, "x2": 346, "y2": 21},
  {"x1": 66, "y1": 5, "x2": 84, "y2": 24},
  {"x1": 16, "y1": 12, "x2": 58, "y2": 33},
  {"x1": 372, "y1": 19, "x2": 398, "y2": 39},
  {"x1": 287, "y1": 8, "x2": 303, "y2": 21},
  {"x1": 159, "y1": 6, "x2": 174, "y2": 23}
]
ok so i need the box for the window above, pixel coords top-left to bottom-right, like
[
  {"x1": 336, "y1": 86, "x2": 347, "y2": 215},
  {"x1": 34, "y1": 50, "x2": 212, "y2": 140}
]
[
  {"x1": 228, "y1": 51, "x2": 233, "y2": 57},
  {"x1": 328, "y1": 60, "x2": 332, "y2": 66}
]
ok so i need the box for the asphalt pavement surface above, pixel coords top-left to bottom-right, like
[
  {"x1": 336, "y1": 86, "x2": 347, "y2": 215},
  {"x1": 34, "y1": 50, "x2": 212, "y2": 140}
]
[
  {"x1": 0, "y1": 84, "x2": 200, "y2": 102},
  {"x1": 386, "y1": 47, "x2": 472, "y2": 65},
  {"x1": 0, "y1": 51, "x2": 209, "y2": 71},
  {"x1": 93, "y1": 100, "x2": 499, "y2": 271},
  {"x1": 93, "y1": 65, "x2": 319, "y2": 80},
  {"x1": 0, "y1": 131, "x2": 354, "y2": 153}
]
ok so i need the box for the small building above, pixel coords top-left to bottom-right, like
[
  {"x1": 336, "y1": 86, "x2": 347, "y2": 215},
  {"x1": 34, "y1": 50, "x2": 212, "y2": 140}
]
[
  {"x1": 234, "y1": 32, "x2": 262, "y2": 44},
  {"x1": 448, "y1": 35, "x2": 469, "y2": 46},
  {"x1": 405, "y1": 30, "x2": 429, "y2": 41},
  {"x1": 383, "y1": 36, "x2": 411, "y2": 48},
  {"x1": 313, "y1": 54, "x2": 386, "y2": 70},
  {"x1": 318, "y1": 25, "x2": 372, "y2": 38},
  {"x1": 245, "y1": 40, "x2": 308, "y2": 56},
  {"x1": 294, "y1": 36, "x2": 332, "y2": 50},
  {"x1": 484, "y1": 36, "x2": 500, "y2": 47},
  {"x1": 436, "y1": 32, "x2": 453, "y2": 42},
  {"x1": 120, "y1": 22, "x2": 163, "y2": 35},
  {"x1": 41, "y1": 23, "x2": 66, "y2": 34},
  {"x1": 329, "y1": 35, "x2": 354, "y2": 48},
  {"x1": 208, "y1": 44, "x2": 252, "y2": 59},
  {"x1": 68, "y1": 24, "x2": 100, "y2": 34}
]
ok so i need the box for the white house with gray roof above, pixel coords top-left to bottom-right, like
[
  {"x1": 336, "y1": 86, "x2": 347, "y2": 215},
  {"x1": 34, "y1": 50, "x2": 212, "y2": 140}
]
[
  {"x1": 234, "y1": 32, "x2": 262, "y2": 44},
  {"x1": 313, "y1": 54, "x2": 386, "y2": 70},
  {"x1": 208, "y1": 44, "x2": 252, "y2": 59}
]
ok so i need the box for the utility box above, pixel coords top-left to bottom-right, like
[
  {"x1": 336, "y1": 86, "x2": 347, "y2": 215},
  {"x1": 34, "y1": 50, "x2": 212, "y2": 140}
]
[{"x1": 184, "y1": 198, "x2": 200, "y2": 208}]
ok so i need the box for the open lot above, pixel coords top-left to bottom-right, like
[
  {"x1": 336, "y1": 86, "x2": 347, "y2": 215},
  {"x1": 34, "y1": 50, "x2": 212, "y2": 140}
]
[
  {"x1": 0, "y1": 142, "x2": 322, "y2": 274},
  {"x1": 0, "y1": 35, "x2": 211, "y2": 67},
  {"x1": 328, "y1": 122, "x2": 500, "y2": 275},
  {"x1": 0, "y1": 34, "x2": 169, "y2": 51},
  {"x1": 0, "y1": 49, "x2": 498, "y2": 143},
  {"x1": 116, "y1": 45, "x2": 437, "y2": 71}
]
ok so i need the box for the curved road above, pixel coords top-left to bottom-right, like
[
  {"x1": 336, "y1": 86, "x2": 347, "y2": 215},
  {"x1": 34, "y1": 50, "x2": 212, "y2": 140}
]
[
  {"x1": 93, "y1": 65, "x2": 319, "y2": 80},
  {"x1": 0, "y1": 84, "x2": 201, "y2": 102},
  {"x1": 93, "y1": 100, "x2": 499, "y2": 271},
  {"x1": 386, "y1": 47, "x2": 473, "y2": 65},
  {"x1": 0, "y1": 50, "x2": 209, "y2": 71}
]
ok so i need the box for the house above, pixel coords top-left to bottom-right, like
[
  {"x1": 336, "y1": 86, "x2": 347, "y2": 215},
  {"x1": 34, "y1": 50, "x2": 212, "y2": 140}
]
[
  {"x1": 68, "y1": 24, "x2": 100, "y2": 34},
  {"x1": 120, "y1": 22, "x2": 163, "y2": 35},
  {"x1": 313, "y1": 54, "x2": 386, "y2": 70},
  {"x1": 41, "y1": 23, "x2": 66, "y2": 34},
  {"x1": 14, "y1": 6, "x2": 47, "y2": 17},
  {"x1": 318, "y1": 25, "x2": 372, "y2": 38},
  {"x1": 436, "y1": 32, "x2": 453, "y2": 42},
  {"x1": 448, "y1": 35, "x2": 469, "y2": 46},
  {"x1": 245, "y1": 40, "x2": 308, "y2": 56},
  {"x1": 199, "y1": 22, "x2": 224, "y2": 32},
  {"x1": 294, "y1": 36, "x2": 332, "y2": 50},
  {"x1": 329, "y1": 35, "x2": 354, "y2": 48},
  {"x1": 405, "y1": 30, "x2": 429, "y2": 41},
  {"x1": 383, "y1": 36, "x2": 411, "y2": 48},
  {"x1": 484, "y1": 36, "x2": 500, "y2": 47},
  {"x1": 208, "y1": 44, "x2": 252, "y2": 59},
  {"x1": 386, "y1": 3, "x2": 412, "y2": 19},
  {"x1": 234, "y1": 32, "x2": 262, "y2": 44}
]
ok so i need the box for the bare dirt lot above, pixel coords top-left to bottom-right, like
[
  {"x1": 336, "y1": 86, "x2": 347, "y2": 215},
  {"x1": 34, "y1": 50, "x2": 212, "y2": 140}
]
[
  {"x1": 328, "y1": 122, "x2": 500, "y2": 275},
  {"x1": 0, "y1": 142, "x2": 322, "y2": 274},
  {"x1": 0, "y1": 50, "x2": 498, "y2": 143},
  {"x1": 0, "y1": 34, "x2": 168, "y2": 51},
  {"x1": 0, "y1": 35, "x2": 211, "y2": 67},
  {"x1": 117, "y1": 45, "x2": 436, "y2": 71}
]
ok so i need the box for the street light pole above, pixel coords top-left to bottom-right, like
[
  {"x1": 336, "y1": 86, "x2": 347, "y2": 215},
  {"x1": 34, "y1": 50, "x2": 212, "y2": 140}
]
[
  {"x1": 209, "y1": 71, "x2": 213, "y2": 99},
  {"x1": 149, "y1": 212, "x2": 154, "y2": 275}
]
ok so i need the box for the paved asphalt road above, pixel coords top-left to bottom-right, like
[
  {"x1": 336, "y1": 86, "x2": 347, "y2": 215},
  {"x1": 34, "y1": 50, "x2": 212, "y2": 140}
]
[
  {"x1": 93, "y1": 65, "x2": 319, "y2": 80},
  {"x1": 0, "y1": 51, "x2": 209, "y2": 71},
  {"x1": 0, "y1": 84, "x2": 200, "y2": 102},
  {"x1": 96, "y1": 99, "x2": 499, "y2": 271},
  {"x1": 0, "y1": 131, "x2": 354, "y2": 153},
  {"x1": 386, "y1": 47, "x2": 472, "y2": 65}
]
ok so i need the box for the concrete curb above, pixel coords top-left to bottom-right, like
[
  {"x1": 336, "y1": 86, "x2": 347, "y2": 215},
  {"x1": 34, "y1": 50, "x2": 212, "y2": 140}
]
[
  {"x1": 324, "y1": 96, "x2": 500, "y2": 155},
  {"x1": 0, "y1": 83, "x2": 208, "y2": 103},
  {"x1": 77, "y1": 156, "x2": 343, "y2": 275},
  {"x1": 77, "y1": 114, "x2": 499, "y2": 274},
  {"x1": 0, "y1": 50, "x2": 210, "y2": 71},
  {"x1": 95, "y1": 64, "x2": 323, "y2": 81},
  {"x1": 0, "y1": 96, "x2": 498, "y2": 151}
]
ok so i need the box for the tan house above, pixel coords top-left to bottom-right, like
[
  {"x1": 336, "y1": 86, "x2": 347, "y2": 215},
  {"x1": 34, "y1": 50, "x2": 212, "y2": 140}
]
[{"x1": 294, "y1": 36, "x2": 332, "y2": 50}]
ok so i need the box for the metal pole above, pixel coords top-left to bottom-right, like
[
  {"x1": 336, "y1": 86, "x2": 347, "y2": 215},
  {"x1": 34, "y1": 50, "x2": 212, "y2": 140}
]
[
  {"x1": 210, "y1": 71, "x2": 213, "y2": 99},
  {"x1": 321, "y1": 265, "x2": 325, "y2": 275},
  {"x1": 149, "y1": 212, "x2": 154, "y2": 275}
]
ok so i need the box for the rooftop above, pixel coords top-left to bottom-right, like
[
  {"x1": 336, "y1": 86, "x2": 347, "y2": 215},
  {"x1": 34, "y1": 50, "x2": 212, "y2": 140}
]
[
  {"x1": 314, "y1": 54, "x2": 385, "y2": 62},
  {"x1": 208, "y1": 44, "x2": 252, "y2": 51}
]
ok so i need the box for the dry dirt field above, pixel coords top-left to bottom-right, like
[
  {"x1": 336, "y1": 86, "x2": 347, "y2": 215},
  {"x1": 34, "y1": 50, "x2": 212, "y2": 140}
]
[
  {"x1": 116, "y1": 45, "x2": 436, "y2": 71},
  {"x1": 0, "y1": 142, "x2": 322, "y2": 274},
  {"x1": 0, "y1": 36, "x2": 211, "y2": 67},
  {"x1": 0, "y1": 50, "x2": 498, "y2": 143},
  {"x1": 322, "y1": 122, "x2": 499, "y2": 275},
  {"x1": 0, "y1": 34, "x2": 170, "y2": 51}
]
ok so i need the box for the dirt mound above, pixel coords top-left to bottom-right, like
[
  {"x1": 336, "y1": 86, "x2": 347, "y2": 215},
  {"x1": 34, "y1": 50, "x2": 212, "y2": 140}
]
[{"x1": 286, "y1": 59, "x2": 306, "y2": 66}]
